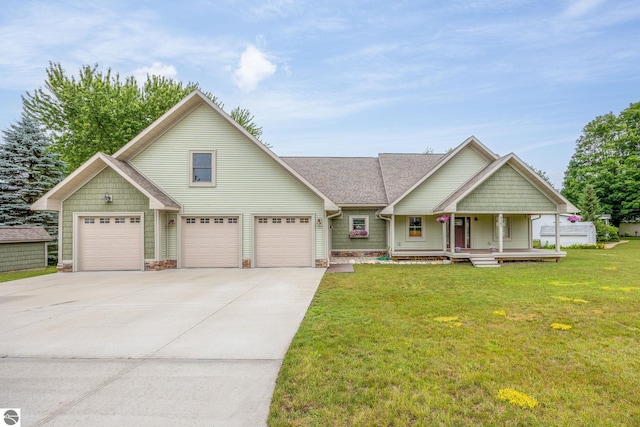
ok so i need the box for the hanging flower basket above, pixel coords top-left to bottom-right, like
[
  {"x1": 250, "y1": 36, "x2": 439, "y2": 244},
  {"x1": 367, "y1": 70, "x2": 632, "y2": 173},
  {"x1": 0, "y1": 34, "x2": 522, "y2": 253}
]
[
  {"x1": 567, "y1": 215, "x2": 581, "y2": 223},
  {"x1": 436, "y1": 215, "x2": 450, "y2": 224},
  {"x1": 349, "y1": 229, "x2": 369, "y2": 238}
]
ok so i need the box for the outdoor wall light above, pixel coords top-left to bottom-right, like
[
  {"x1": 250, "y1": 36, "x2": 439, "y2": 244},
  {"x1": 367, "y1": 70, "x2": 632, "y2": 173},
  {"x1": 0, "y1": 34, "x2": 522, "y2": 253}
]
[
  {"x1": 101, "y1": 193, "x2": 113, "y2": 202},
  {"x1": 316, "y1": 218, "x2": 322, "y2": 225}
]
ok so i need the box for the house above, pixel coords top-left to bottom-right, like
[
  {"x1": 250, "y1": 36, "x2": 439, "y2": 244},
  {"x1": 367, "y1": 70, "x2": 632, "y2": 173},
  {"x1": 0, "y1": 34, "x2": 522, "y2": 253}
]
[
  {"x1": 619, "y1": 217, "x2": 640, "y2": 237},
  {"x1": 532, "y1": 214, "x2": 596, "y2": 246},
  {"x1": 32, "y1": 91, "x2": 578, "y2": 272},
  {"x1": 0, "y1": 226, "x2": 53, "y2": 272}
]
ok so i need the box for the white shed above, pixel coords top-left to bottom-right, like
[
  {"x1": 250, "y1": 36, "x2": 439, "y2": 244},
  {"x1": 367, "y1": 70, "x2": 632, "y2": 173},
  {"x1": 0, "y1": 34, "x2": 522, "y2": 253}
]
[{"x1": 533, "y1": 214, "x2": 596, "y2": 246}]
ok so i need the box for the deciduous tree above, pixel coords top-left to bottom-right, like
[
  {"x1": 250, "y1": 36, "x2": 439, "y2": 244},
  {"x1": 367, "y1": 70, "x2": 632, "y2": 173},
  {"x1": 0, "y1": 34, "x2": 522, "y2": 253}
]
[
  {"x1": 23, "y1": 62, "x2": 266, "y2": 171},
  {"x1": 562, "y1": 102, "x2": 640, "y2": 225}
]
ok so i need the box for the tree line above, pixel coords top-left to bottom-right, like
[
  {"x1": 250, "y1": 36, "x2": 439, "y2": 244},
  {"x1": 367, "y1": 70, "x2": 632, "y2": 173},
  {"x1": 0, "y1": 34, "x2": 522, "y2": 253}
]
[{"x1": 1, "y1": 61, "x2": 638, "y2": 262}]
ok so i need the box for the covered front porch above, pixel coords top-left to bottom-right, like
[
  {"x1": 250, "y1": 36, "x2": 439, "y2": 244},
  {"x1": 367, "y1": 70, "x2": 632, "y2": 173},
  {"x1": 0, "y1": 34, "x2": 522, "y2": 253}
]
[{"x1": 387, "y1": 212, "x2": 567, "y2": 265}]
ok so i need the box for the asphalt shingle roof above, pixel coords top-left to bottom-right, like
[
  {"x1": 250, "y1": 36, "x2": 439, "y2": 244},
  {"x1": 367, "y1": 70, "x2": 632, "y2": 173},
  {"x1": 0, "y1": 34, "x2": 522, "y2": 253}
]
[
  {"x1": 283, "y1": 153, "x2": 446, "y2": 206},
  {"x1": 283, "y1": 157, "x2": 388, "y2": 205},
  {"x1": 378, "y1": 153, "x2": 446, "y2": 203},
  {"x1": 0, "y1": 226, "x2": 53, "y2": 243},
  {"x1": 106, "y1": 156, "x2": 182, "y2": 210}
]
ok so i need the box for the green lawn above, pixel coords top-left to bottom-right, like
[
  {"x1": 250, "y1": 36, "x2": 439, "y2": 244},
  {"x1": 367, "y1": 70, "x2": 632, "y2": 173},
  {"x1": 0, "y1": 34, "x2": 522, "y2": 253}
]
[
  {"x1": 269, "y1": 241, "x2": 640, "y2": 426},
  {"x1": 0, "y1": 266, "x2": 57, "y2": 283}
]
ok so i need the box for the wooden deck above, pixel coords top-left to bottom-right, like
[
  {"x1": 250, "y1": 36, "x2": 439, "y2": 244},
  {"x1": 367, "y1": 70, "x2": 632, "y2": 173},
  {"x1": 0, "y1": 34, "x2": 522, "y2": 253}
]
[{"x1": 391, "y1": 248, "x2": 566, "y2": 263}]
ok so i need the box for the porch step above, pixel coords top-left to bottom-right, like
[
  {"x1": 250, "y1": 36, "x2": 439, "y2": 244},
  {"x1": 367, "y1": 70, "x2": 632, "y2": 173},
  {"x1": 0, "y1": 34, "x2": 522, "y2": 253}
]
[{"x1": 470, "y1": 256, "x2": 500, "y2": 268}]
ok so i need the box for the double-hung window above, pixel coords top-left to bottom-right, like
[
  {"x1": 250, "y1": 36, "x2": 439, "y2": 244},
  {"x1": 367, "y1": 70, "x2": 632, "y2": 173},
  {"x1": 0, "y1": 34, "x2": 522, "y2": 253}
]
[
  {"x1": 349, "y1": 216, "x2": 369, "y2": 238},
  {"x1": 407, "y1": 216, "x2": 426, "y2": 240},
  {"x1": 190, "y1": 151, "x2": 216, "y2": 186},
  {"x1": 493, "y1": 215, "x2": 512, "y2": 241}
]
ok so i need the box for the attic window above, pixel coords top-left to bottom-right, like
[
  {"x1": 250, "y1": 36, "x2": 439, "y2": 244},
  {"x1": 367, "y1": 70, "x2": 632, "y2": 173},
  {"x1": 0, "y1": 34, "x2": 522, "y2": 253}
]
[{"x1": 190, "y1": 151, "x2": 216, "y2": 186}]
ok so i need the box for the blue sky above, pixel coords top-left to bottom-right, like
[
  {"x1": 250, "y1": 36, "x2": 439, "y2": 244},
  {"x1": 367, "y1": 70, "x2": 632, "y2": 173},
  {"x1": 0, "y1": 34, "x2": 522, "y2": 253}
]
[{"x1": 1, "y1": 0, "x2": 639, "y2": 187}]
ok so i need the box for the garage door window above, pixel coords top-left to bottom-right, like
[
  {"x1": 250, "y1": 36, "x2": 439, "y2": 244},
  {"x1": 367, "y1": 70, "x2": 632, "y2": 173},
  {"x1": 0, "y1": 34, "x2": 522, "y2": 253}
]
[{"x1": 100, "y1": 218, "x2": 110, "y2": 224}]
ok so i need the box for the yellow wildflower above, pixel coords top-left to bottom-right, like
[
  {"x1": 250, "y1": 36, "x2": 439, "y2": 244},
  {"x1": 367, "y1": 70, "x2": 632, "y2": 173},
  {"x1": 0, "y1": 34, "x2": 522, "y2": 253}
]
[
  {"x1": 550, "y1": 323, "x2": 572, "y2": 330},
  {"x1": 493, "y1": 310, "x2": 507, "y2": 316},
  {"x1": 497, "y1": 388, "x2": 538, "y2": 408},
  {"x1": 433, "y1": 316, "x2": 458, "y2": 322},
  {"x1": 552, "y1": 296, "x2": 588, "y2": 303}
]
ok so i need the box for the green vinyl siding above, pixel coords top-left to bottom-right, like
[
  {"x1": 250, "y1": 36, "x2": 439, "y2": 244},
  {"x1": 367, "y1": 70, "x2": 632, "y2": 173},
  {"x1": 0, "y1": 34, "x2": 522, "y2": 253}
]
[
  {"x1": 61, "y1": 168, "x2": 154, "y2": 260},
  {"x1": 0, "y1": 242, "x2": 46, "y2": 272},
  {"x1": 458, "y1": 165, "x2": 557, "y2": 212},
  {"x1": 160, "y1": 213, "x2": 178, "y2": 260},
  {"x1": 395, "y1": 147, "x2": 490, "y2": 215},
  {"x1": 130, "y1": 105, "x2": 325, "y2": 261},
  {"x1": 394, "y1": 215, "x2": 445, "y2": 250},
  {"x1": 331, "y1": 209, "x2": 387, "y2": 250}
]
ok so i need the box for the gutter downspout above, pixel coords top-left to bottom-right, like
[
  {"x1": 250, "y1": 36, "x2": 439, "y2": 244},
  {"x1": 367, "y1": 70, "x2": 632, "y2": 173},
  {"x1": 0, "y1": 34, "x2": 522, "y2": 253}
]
[
  {"x1": 326, "y1": 209, "x2": 343, "y2": 264},
  {"x1": 376, "y1": 211, "x2": 392, "y2": 256},
  {"x1": 530, "y1": 215, "x2": 542, "y2": 249}
]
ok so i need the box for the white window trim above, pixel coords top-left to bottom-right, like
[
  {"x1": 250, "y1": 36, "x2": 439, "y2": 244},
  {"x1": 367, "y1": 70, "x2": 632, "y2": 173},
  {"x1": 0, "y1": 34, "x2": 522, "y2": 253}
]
[
  {"x1": 189, "y1": 150, "x2": 216, "y2": 187},
  {"x1": 406, "y1": 216, "x2": 426, "y2": 241},
  {"x1": 493, "y1": 215, "x2": 512, "y2": 241},
  {"x1": 349, "y1": 215, "x2": 369, "y2": 238}
]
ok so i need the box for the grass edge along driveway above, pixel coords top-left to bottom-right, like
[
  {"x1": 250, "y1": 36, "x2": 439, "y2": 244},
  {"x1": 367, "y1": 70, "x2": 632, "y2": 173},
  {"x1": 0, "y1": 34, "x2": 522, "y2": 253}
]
[{"x1": 269, "y1": 241, "x2": 640, "y2": 426}]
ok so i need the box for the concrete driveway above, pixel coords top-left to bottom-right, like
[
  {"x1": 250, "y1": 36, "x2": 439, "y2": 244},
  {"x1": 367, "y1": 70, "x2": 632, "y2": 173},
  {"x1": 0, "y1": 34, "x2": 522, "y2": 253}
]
[{"x1": 0, "y1": 268, "x2": 324, "y2": 426}]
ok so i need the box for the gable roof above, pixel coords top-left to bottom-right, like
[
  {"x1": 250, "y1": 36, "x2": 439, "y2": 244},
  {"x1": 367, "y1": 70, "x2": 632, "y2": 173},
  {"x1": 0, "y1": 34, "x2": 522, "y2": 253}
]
[
  {"x1": 378, "y1": 153, "x2": 446, "y2": 203},
  {"x1": 31, "y1": 153, "x2": 181, "y2": 212},
  {"x1": 433, "y1": 153, "x2": 578, "y2": 213},
  {"x1": 378, "y1": 136, "x2": 499, "y2": 214},
  {"x1": 113, "y1": 90, "x2": 339, "y2": 211},
  {"x1": 282, "y1": 157, "x2": 388, "y2": 205},
  {"x1": 0, "y1": 226, "x2": 52, "y2": 243}
]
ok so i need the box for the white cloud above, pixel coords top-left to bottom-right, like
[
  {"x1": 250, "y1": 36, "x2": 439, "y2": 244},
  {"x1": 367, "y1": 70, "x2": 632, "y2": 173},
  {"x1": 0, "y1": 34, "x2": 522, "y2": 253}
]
[
  {"x1": 562, "y1": 0, "x2": 605, "y2": 18},
  {"x1": 233, "y1": 45, "x2": 277, "y2": 92},
  {"x1": 132, "y1": 62, "x2": 178, "y2": 83}
]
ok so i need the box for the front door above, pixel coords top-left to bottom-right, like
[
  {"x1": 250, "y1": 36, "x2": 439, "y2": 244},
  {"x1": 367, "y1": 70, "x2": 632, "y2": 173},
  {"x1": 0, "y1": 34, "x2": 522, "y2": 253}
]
[{"x1": 454, "y1": 217, "x2": 470, "y2": 248}]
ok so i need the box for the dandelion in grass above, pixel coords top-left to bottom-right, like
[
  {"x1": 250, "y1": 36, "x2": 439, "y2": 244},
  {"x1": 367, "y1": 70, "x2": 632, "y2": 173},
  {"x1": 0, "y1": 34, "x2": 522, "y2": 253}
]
[
  {"x1": 433, "y1": 316, "x2": 458, "y2": 322},
  {"x1": 498, "y1": 388, "x2": 538, "y2": 408},
  {"x1": 450, "y1": 322, "x2": 463, "y2": 328},
  {"x1": 552, "y1": 296, "x2": 588, "y2": 303},
  {"x1": 604, "y1": 266, "x2": 618, "y2": 271},
  {"x1": 493, "y1": 310, "x2": 507, "y2": 316},
  {"x1": 550, "y1": 323, "x2": 572, "y2": 330}
]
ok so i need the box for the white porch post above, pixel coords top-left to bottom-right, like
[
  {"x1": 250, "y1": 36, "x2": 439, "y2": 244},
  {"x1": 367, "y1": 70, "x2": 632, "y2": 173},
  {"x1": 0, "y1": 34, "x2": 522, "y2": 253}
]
[
  {"x1": 390, "y1": 215, "x2": 395, "y2": 255},
  {"x1": 441, "y1": 219, "x2": 447, "y2": 252},
  {"x1": 449, "y1": 213, "x2": 456, "y2": 252},
  {"x1": 555, "y1": 213, "x2": 561, "y2": 253},
  {"x1": 498, "y1": 213, "x2": 504, "y2": 253}
]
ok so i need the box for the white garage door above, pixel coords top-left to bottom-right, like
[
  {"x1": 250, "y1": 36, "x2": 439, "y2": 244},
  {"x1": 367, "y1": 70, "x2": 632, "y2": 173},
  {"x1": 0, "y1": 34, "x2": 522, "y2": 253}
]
[
  {"x1": 255, "y1": 217, "x2": 312, "y2": 267},
  {"x1": 79, "y1": 216, "x2": 143, "y2": 271},
  {"x1": 182, "y1": 217, "x2": 239, "y2": 268}
]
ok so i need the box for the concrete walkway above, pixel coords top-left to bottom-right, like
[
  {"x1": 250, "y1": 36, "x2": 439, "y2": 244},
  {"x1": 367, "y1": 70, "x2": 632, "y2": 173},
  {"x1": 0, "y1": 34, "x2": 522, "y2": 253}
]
[{"x1": 0, "y1": 268, "x2": 324, "y2": 426}]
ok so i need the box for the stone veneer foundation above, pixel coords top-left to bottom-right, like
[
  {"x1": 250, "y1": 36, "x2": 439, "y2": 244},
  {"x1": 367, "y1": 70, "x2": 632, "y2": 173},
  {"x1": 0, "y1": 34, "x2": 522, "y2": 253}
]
[{"x1": 145, "y1": 260, "x2": 177, "y2": 271}]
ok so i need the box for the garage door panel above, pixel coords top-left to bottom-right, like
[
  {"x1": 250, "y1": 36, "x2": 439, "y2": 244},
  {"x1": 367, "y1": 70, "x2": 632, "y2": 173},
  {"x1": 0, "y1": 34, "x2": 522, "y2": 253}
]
[
  {"x1": 80, "y1": 216, "x2": 142, "y2": 271},
  {"x1": 255, "y1": 217, "x2": 312, "y2": 267},
  {"x1": 182, "y1": 217, "x2": 239, "y2": 268}
]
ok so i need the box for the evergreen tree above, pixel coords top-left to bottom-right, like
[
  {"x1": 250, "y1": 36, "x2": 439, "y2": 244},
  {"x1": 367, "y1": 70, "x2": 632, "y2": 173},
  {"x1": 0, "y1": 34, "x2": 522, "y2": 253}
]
[
  {"x1": 577, "y1": 183, "x2": 602, "y2": 223},
  {"x1": 0, "y1": 114, "x2": 65, "y2": 263}
]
